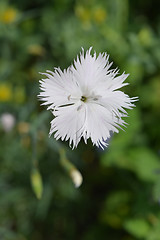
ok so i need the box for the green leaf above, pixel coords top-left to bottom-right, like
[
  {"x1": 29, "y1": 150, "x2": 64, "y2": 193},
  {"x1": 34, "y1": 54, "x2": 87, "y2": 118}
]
[
  {"x1": 124, "y1": 218, "x2": 151, "y2": 238},
  {"x1": 128, "y1": 148, "x2": 160, "y2": 182}
]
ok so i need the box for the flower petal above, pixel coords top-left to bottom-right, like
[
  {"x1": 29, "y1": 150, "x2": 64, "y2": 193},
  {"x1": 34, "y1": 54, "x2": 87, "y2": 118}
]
[
  {"x1": 50, "y1": 102, "x2": 86, "y2": 149},
  {"x1": 84, "y1": 102, "x2": 124, "y2": 149},
  {"x1": 39, "y1": 68, "x2": 82, "y2": 110}
]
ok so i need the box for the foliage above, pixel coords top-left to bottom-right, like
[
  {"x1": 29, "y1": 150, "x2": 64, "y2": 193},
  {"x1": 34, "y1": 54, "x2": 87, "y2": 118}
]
[{"x1": 0, "y1": 0, "x2": 160, "y2": 239}]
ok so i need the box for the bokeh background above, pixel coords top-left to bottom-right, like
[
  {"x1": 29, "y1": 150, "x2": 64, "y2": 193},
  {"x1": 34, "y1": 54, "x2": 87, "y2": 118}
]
[{"x1": 0, "y1": 0, "x2": 160, "y2": 239}]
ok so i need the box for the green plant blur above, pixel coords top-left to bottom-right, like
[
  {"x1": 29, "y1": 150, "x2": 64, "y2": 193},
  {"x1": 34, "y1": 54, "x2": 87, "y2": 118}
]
[{"x1": 0, "y1": 0, "x2": 160, "y2": 239}]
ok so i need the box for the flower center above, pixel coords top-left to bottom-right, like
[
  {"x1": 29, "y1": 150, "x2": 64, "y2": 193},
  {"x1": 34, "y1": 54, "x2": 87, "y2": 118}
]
[
  {"x1": 68, "y1": 93, "x2": 101, "y2": 103},
  {"x1": 81, "y1": 96, "x2": 87, "y2": 102}
]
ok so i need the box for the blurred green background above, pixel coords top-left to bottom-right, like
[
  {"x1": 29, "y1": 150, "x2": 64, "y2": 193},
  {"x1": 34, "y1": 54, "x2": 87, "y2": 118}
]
[{"x1": 0, "y1": 0, "x2": 160, "y2": 239}]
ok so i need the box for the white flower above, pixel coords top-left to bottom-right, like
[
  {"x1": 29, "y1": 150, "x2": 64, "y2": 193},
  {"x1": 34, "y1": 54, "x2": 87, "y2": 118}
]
[
  {"x1": 0, "y1": 113, "x2": 15, "y2": 132},
  {"x1": 39, "y1": 47, "x2": 138, "y2": 149}
]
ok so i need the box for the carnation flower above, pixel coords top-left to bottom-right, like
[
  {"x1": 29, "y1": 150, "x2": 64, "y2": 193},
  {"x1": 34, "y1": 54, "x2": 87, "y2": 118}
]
[{"x1": 39, "y1": 47, "x2": 138, "y2": 149}]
